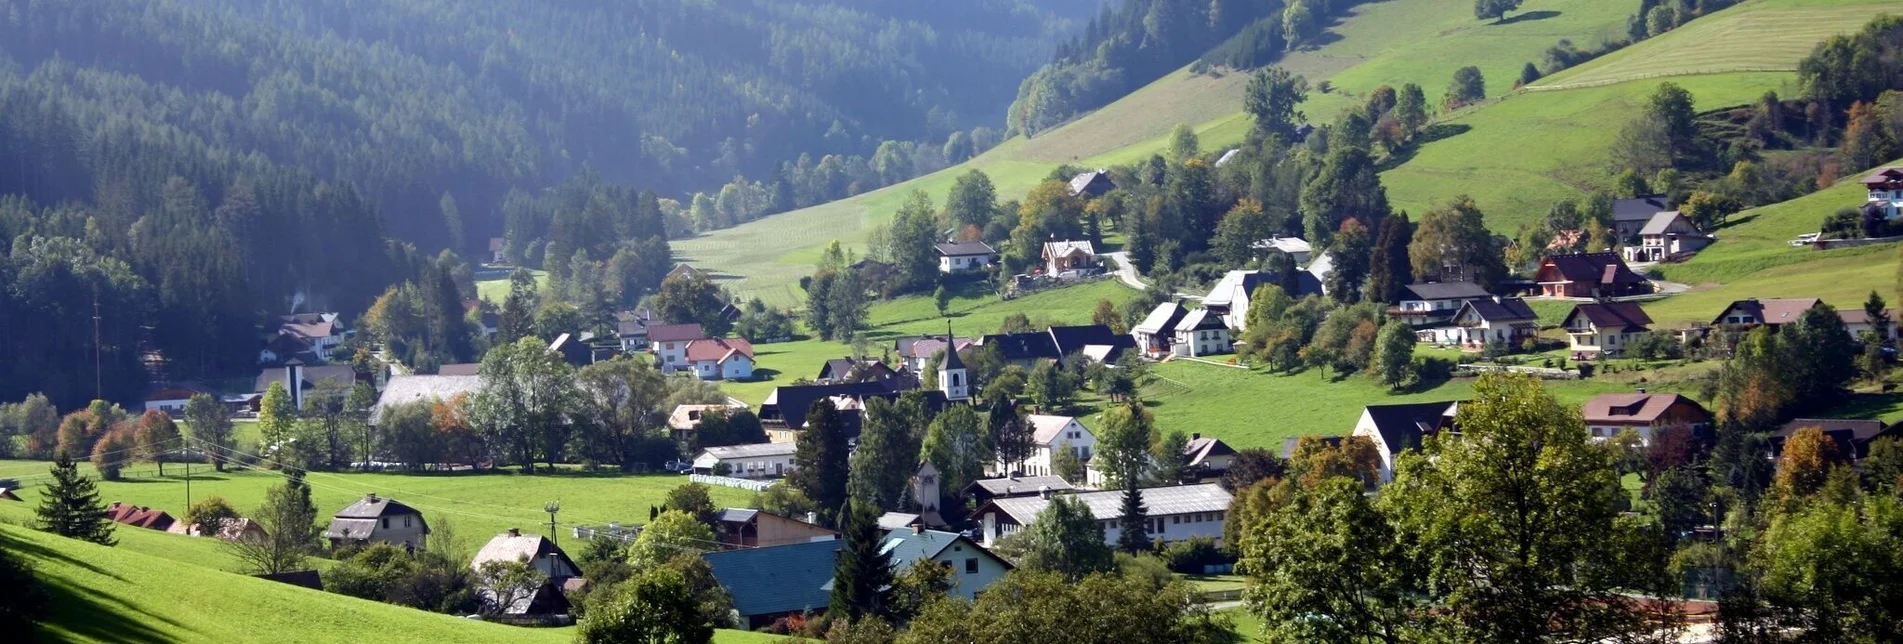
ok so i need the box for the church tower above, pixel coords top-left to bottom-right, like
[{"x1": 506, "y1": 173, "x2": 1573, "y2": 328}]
[{"x1": 937, "y1": 321, "x2": 969, "y2": 402}]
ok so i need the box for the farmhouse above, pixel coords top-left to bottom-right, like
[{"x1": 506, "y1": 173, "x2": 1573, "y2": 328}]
[
  {"x1": 993, "y1": 414, "x2": 1095, "y2": 478},
  {"x1": 1442, "y1": 297, "x2": 1538, "y2": 350},
  {"x1": 881, "y1": 527, "x2": 1013, "y2": 601},
  {"x1": 893, "y1": 335, "x2": 976, "y2": 373},
  {"x1": 614, "y1": 309, "x2": 652, "y2": 352},
  {"x1": 682, "y1": 337, "x2": 754, "y2": 381},
  {"x1": 143, "y1": 385, "x2": 212, "y2": 416},
  {"x1": 1391, "y1": 281, "x2": 1492, "y2": 327},
  {"x1": 1581, "y1": 392, "x2": 1712, "y2": 442},
  {"x1": 1625, "y1": 211, "x2": 1714, "y2": 263},
  {"x1": 666, "y1": 402, "x2": 749, "y2": 443},
  {"x1": 1772, "y1": 418, "x2": 1896, "y2": 461},
  {"x1": 1562, "y1": 301, "x2": 1654, "y2": 359},
  {"x1": 263, "y1": 312, "x2": 349, "y2": 364},
  {"x1": 1131, "y1": 302, "x2": 1188, "y2": 359},
  {"x1": 1534, "y1": 253, "x2": 1648, "y2": 299},
  {"x1": 936, "y1": 241, "x2": 996, "y2": 273},
  {"x1": 325, "y1": 493, "x2": 429, "y2": 551},
  {"x1": 816, "y1": 357, "x2": 901, "y2": 385},
  {"x1": 703, "y1": 539, "x2": 844, "y2": 629},
  {"x1": 1182, "y1": 434, "x2": 1237, "y2": 480},
  {"x1": 253, "y1": 362, "x2": 357, "y2": 411},
  {"x1": 1251, "y1": 235, "x2": 1313, "y2": 264},
  {"x1": 647, "y1": 323, "x2": 705, "y2": 372},
  {"x1": 470, "y1": 529, "x2": 581, "y2": 616},
  {"x1": 979, "y1": 325, "x2": 1133, "y2": 369},
  {"x1": 693, "y1": 442, "x2": 798, "y2": 479},
  {"x1": 370, "y1": 374, "x2": 481, "y2": 424},
  {"x1": 1352, "y1": 401, "x2": 1462, "y2": 483},
  {"x1": 106, "y1": 502, "x2": 176, "y2": 531},
  {"x1": 1840, "y1": 307, "x2": 1897, "y2": 343},
  {"x1": 971, "y1": 484, "x2": 1233, "y2": 548},
  {"x1": 1710, "y1": 298, "x2": 1822, "y2": 330},
  {"x1": 713, "y1": 508, "x2": 836, "y2": 549},
  {"x1": 1068, "y1": 170, "x2": 1116, "y2": 198},
  {"x1": 1612, "y1": 194, "x2": 1672, "y2": 241},
  {"x1": 1171, "y1": 308, "x2": 1233, "y2": 357},
  {"x1": 1203, "y1": 269, "x2": 1323, "y2": 331},
  {"x1": 1864, "y1": 166, "x2": 1903, "y2": 219},
  {"x1": 1041, "y1": 239, "x2": 1098, "y2": 275}
]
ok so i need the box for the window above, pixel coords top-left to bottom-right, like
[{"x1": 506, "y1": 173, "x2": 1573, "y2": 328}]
[
  {"x1": 404, "y1": 516, "x2": 412, "y2": 528},
  {"x1": 1172, "y1": 516, "x2": 1180, "y2": 524},
  {"x1": 965, "y1": 558, "x2": 979, "y2": 574},
  {"x1": 381, "y1": 517, "x2": 389, "y2": 530}
]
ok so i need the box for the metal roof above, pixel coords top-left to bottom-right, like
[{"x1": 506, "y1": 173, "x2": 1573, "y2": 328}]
[
  {"x1": 981, "y1": 484, "x2": 1232, "y2": 524},
  {"x1": 698, "y1": 442, "x2": 798, "y2": 460}
]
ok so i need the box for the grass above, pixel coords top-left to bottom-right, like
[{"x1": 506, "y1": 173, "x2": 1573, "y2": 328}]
[
  {"x1": 475, "y1": 269, "x2": 546, "y2": 304},
  {"x1": 1533, "y1": 0, "x2": 1885, "y2": 90}
]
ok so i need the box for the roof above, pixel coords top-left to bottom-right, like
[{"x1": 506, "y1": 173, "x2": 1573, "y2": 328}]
[
  {"x1": 1639, "y1": 211, "x2": 1701, "y2": 236},
  {"x1": 979, "y1": 484, "x2": 1232, "y2": 525},
  {"x1": 1568, "y1": 302, "x2": 1654, "y2": 332},
  {"x1": 685, "y1": 337, "x2": 755, "y2": 363},
  {"x1": 979, "y1": 331, "x2": 1061, "y2": 362},
  {"x1": 1252, "y1": 236, "x2": 1311, "y2": 255},
  {"x1": 900, "y1": 336, "x2": 976, "y2": 361},
  {"x1": 1840, "y1": 308, "x2": 1898, "y2": 325},
  {"x1": 715, "y1": 508, "x2": 760, "y2": 524},
  {"x1": 1776, "y1": 418, "x2": 1893, "y2": 460},
  {"x1": 698, "y1": 442, "x2": 798, "y2": 461},
  {"x1": 1712, "y1": 298, "x2": 1821, "y2": 326},
  {"x1": 1278, "y1": 435, "x2": 1343, "y2": 460},
  {"x1": 760, "y1": 381, "x2": 913, "y2": 429},
  {"x1": 881, "y1": 529, "x2": 1010, "y2": 571},
  {"x1": 1183, "y1": 436, "x2": 1236, "y2": 467},
  {"x1": 1459, "y1": 297, "x2": 1538, "y2": 324},
  {"x1": 941, "y1": 337, "x2": 966, "y2": 371},
  {"x1": 276, "y1": 315, "x2": 338, "y2": 342},
  {"x1": 331, "y1": 494, "x2": 424, "y2": 520},
  {"x1": 965, "y1": 475, "x2": 1074, "y2": 497},
  {"x1": 1204, "y1": 270, "x2": 1323, "y2": 307},
  {"x1": 436, "y1": 363, "x2": 482, "y2": 376},
  {"x1": 1539, "y1": 253, "x2": 1645, "y2": 285},
  {"x1": 106, "y1": 502, "x2": 175, "y2": 530},
  {"x1": 1068, "y1": 171, "x2": 1115, "y2": 196},
  {"x1": 647, "y1": 323, "x2": 706, "y2": 343},
  {"x1": 1400, "y1": 281, "x2": 1490, "y2": 302},
  {"x1": 1134, "y1": 302, "x2": 1188, "y2": 335},
  {"x1": 1047, "y1": 325, "x2": 1127, "y2": 357},
  {"x1": 1042, "y1": 240, "x2": 1097, "y2": 260},
  {"x1": 667, "y1": 264, "x2": 701, "y2": 281},
  {"x1": 877, "y1": 512, "x2": 922, "y2": 532},
  {"x1": 1582, "y1": 393, "x2": 1708, "y2": 425},
  {"x1": 935, "y1": 241, "x2": 995, "y2": 257},
  {"x1": 372, "y1": 375, "x2": 481, "y2": 424},
  {"x1": 703, "y1": 539, "x2": 844, "y2": 617},
  {"x1": 669, "y1": 403, "x2": 746, "y2": 430},
  {"x1": 1214, "y1": 149, "x2": 1240, "y2": 167},
  {"x1": 253, "y1": 365, "x2": 356, "y2": 394},
  {"x1": 471, "y1": 532, "x2": 580, "y2": 577},
  {"x1": 1862, "y1": 167, "x2": 1903, "y2": 185},
  {"x1": 1612, "y1": 195, "x2": 1670, "y2": 223},
  {"x1": 1360, "y1": 401, "x2": 1461, "y2": 456},
  {"x1": 1174, "y1": 308, "x2": 1227, "y2": 333},
  {"x1": 1027, "y1": 415, "x2": 1083, "y2": 445}
]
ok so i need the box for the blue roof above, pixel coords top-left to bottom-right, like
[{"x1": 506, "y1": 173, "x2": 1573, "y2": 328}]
[
  {"x1": 702, "y1": 539, "x2": 842, "y2": 617},
  {"x1": 880, "y1": 529, "x2": 1010, "y2": 571}
]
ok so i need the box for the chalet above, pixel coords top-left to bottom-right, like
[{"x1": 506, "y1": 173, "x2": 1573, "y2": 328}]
[
  {"x1": 1612, "y1": 194, "x2": 1672, "y2": 241},
  {"x1": 265, "y1": 312, "x2": 349, "y2": 364},
  {"x1": 325, "y1": 493, "x2": 429, "y2": 551},
  {"x1": 692, "y1": 442, "x2": 798, "y2": 479},
  {"x1": 1068, "y1": 170, "x2": 1116, "y2": 198},
  {"x1": 1204, "y1": 270, "x2": 1323, "y2": 331},
  {"x1": 1182, "y1": 434, "x2": 1237, "y2": 480},
  {"x1": 972, "y1": 484, "x2": 1233, "y2": 548},
  {"x1": 682, "y1": 337, "x2": 754, "y2": 381},
  {"x1": 647, "y1": 323, "x2": 706, "y2": 372},
  {"x1": 1132, "y1": 302, "x2": 1189, "y2": 359},
  {"x1": 1041, "y1": 240, "x2": 1098, "y2": 275},
  {"x1": 143, "y1": 385, "x2": 213, "y2": 416},
  {"x1": 992, "y1": 415, "x2": 1095, "y2": 479},
  {"x1": 548, "y1": 333, "x2": 596, "y2": 367},
  {"x1": 1443, "y1": 297, "x2": 1538, "y2": 350},
  {"x1": 1840, "y1": 307, "x2": 1897, "y2": 343},
  {"x1": 106, "y1": 502, "x2": 176, "y2": 531},
  {"x1": 702, "y1": 540, "x2": 844, "y2": 629},
  {"x1": 470, "y1": 529, "x2": 581, "y2": 616},
  {"x1": 1864, "y1": 166, "x2": 1903, "y2": 219},
  {"x1": 614, "y1": 310, "x2": 652, "y2": 352},
  {"x1": 666, "y1": 403, "x2": 749, "y2": 443},
  {"x1": 1581, "y1": 392, "x2": 1712, "y2": 442},
  {"x1": 488, "y1": 237, "x2": 506, "y2": 264},
  {"x1": 881, "y1": 527, "x2": 1013, "y2": 601},
  {"x1": 1773, "y1": 418, "x2": 1896, "y2": 461},
  {"x1": 1250, "y1": 235, "x2": 1313, "y2": 264},
  {"x1": 1534, "y1": 253, "x2": 1648, "y2": 299},
  {"x1": 1172, "y1": 309, "x2": 1233, "y2": 357},
  {"x1": 936, "y1": 241, "x2": 996, "y2": 274},
  {"x1": 979, "y1": 325, "x2": 1133, "y2": 369},
  {"x1": 370, "y1": 374, "x2": 482, "y2": 424},
  {"x1": 254, "y1": 362, "x2": 357, "y2": 410},
  {"x1": 1710, "y1": 298, "x2": 1822, "y2": 330},
  {"x1": 893, "y1": 335, "x2": 976, "y2": 373},
  {"x1": 1352, "y1": 401, "x2": 1462, "y2": 483},
  {"x1": 1626, "y1": 211, "x2": 1714, "y2": 263},
  {"x1": 1562, "y1": 302, "x2": 1654, "y2": 358},
  {"x1": 713, "y1": 509, "x2": 836, "y2": 549},
  {"x1": 963, "y1": 475, "x2": 1074, "y2": 506},
  {"x1": 815, "y1": 358, "x2": 899, "y2": 384},
  {"x1": 1391, "y1": 282, "x2": 1492, "y2": 327}
]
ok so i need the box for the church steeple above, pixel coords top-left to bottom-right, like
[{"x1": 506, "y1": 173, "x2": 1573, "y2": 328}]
[{"x1": 937, "y1": 320, "x2": 968, "y2": 402}]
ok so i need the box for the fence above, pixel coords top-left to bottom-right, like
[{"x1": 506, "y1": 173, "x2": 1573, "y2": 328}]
[
  {"x1": 1454, "y1": 364, "x2": 1579, "y2": 380},
  {"x1": 689, "y1": 473, "x2": 778, "y2": 492},
  {"x1": 1809, "y1": 235, "x2": 1903, "y2": 251}
]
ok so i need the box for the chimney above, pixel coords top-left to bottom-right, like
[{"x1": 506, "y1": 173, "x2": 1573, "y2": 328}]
[
  {"x1": 507, "y1": 528, "x2": 520, "y2": 537},
  {"x1": 1192, "y1": 433, "x2": 1201, "y2": 441},
  {"x1": 912, "y1": 523, "x2": 923, "y2": 535},
  {"x1": 1039, "y1": 486, "x2": 1053, "y2": 499},
  {"x1": 1636, "y1": 387, "x2": 1648, "y2": 394},
  {"x1": 365, "y1": 493, "x2": 379, "y2": 503},
  {"x1": 805, "y1": 511, "x2": 818, "y2": 525}
]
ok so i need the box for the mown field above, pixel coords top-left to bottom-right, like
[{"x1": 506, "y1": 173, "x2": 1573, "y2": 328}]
[{"x1": 1531, "y1": 1, "x2": 1887, "y2": 90}]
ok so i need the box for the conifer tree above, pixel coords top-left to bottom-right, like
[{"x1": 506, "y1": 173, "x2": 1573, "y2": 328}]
[
  {"x1": 36, "y1": 453, "x2": 115, "y2": 546},
  {"x1": 1116, "y1": 481, "x2": 1151, "y2": 554},
  {"x1": 829, "y1": 500, "x2": 895, "y2": 622},
  {"x1": 792, "y1": 401, "x2": 851, "y2": 522}
]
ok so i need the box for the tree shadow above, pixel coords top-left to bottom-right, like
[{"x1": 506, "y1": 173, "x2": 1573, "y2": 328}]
[
  {"x1": 1376, "y1": 124, "x2": 1472, "y2": 171},
  {"x1": 0, "y1": 529, "x2": 129, "y2": 583},
  {"x1": 1712, "y1": 214, "x2": 1758, "y2": 231},
  {"x1": 1496, "y1": 10, "x2": 1560, "y2": 25}
]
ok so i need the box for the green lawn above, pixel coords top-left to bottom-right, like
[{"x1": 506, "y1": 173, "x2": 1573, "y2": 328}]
[
  {"x1": 1532, "y1": 0, "x2": 1886, "y2": 90},
  {"x1": 475, "y1": 269, "x2": 546, "y2": 304}
]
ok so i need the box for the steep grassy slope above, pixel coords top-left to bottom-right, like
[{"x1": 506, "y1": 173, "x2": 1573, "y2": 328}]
[{"x1": 1531, "y1": 0, "x2": 1887, "y2": 89}]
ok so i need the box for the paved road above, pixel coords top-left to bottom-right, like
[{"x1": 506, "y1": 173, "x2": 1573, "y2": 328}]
[{"x1": 1104, "y1": 251, "x2": 1147, "y2": 290}]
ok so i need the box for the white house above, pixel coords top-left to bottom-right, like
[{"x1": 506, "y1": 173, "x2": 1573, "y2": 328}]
[
  {"x1": 936, "y1": 241, "x2": 996, "y2": 274},
  {"x1": 324, "y1": 493, "x2": 430, "y2": 551},
  {"x1": 1841, "y1": 307, "x2": 1897, "y2": 343},
  {"x1": 971, "y1": 484, "x2": 1233, "y2": 548},
  {"x1": 369, "y1": 374, "x2": 482, "y2": 424},
  {"x1": 1391, "y1": 282, "x2": 1491, "y2": 328},
  {"x1": 1041, "y1": 240, "x2": 1097, "y2": 275},
  {"x1": 1204, "y1": 269, "x2": 1322, "y2": 331},
  {"x1": 470, "y1": 529, "x2": 581, "y2": 615},
  {"x1": 694, "y1": 442, "x2": 798, "y2": 479},
  {"x1": 881, "y1": 528, "x2": 1013, "y2": 601},
  {"x1": 1864, "y1": 166, "x2": 1903, "y2": 219},
  {"x1": 1171, "y1": 308, "x2": 1232, "y2": 357},
  {"x1": 648, "y1": 323, "x2": 705, "y2": 373},
  {"x1": 142, "y1": 387, "x2": 210, "y2": 416},
  {"x1": 1250, "y1": 235, "x2": 1312, "y2": 264},
  {"x1": 1442, "y1": 297, "x2": 1539, "y2": 350},
  {"x1": 683, "y1": 337, "x2": 755, "y2": 381},
  {"x1": 1561, "y1": 302, "x2": 1654, "y2": 359},
  {"x1": 1352, "y1": 401, "x2": 1461, "y2": 483},
  {"x1": 1625, "y1": 211, "x2": 1715, "y2": 263},
  {"x1": 1131, "y1": 302, "x2": 1188, "y2": 359},
  {"x1": 993, "y1": 415, "x2": 1094, "y2": 479}
]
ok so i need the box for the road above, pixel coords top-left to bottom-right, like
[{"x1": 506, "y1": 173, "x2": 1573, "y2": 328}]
[{"x1": 1105, "y1": 251, "x2": 1146, "y2": 290}]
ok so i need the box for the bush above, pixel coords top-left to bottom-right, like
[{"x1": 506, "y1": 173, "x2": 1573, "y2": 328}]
[
  {"x1": 1158, "y1": 537, "x2": 1231, "y2": 574},
  {"x1": 1628, "y1": 332, "x2": 1685, "y2": 360},
  {"x1": 1116, "y1": 552, "x2": 1175, "y2": 589},
  {"x1": 184, "y1": 496, "x2": 239, "y2": 536}
]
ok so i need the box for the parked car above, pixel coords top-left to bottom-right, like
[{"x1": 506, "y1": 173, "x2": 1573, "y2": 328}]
[
  {"x1": 663, "y1": 459, "x2": 693, "y2": 474},
  {"x1": 1788, "y1": 232, "x2": 1821, "y2": 247}
]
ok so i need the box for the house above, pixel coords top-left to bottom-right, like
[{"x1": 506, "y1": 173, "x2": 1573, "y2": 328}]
[
  {"x1": 878, "y1": 512, "x2": 923, "y2": 533},
  {"x1": 370, "y1": 374, "x2": 482, "y2": 424},
  {"x1": 1250, "y1": 235, "x2": 1313, "y2": 264},
  {"x1": 893, "y1": 335, "x2": 976, "y2": 373},
  {"x1": 667, "y1": 402, "x2": 750, "y2": 442},
  {"x1": 693, "y1": 442, "x2": 799, "y2": 479},
  {"x1": 972, "y1": 484, "x2": 1233, "y2": 548},
  {"x1": 816, "y1": 358, "x2": 897, "y2": 384},
  {"x1": 262, "y1": 313, "x2": 349, "y2": 364},
  {"x1": 106, "y1": 502, "x2": 175, "y2": 531},
  {"x1": 881, "y1": 527, "x2": 1013, "y2": 601},
  {"x1": 1278, "y1": 435, "x2": 1343, "y2": 460},
  {"x1": 1864, "y1": 166, "x2": 1903, "y2": 219},
  {"x1": 1534, "y1": 253, "x2": 1648, "y2": 299},
  {"x1": 963, "y1": 475, "x2": 1075, "y2": 506},
  {"x1": 488, "y1": 237, "x2": 506, "y2": 263},
  {"x1": 1352, "y1": 401, "x2": 1462, "y2": 483},
  {"x1": 436, "y1": 363, "x2": 482, "y2": 376},
  {"x1": 1203, "y1": 270, "x2": 1323, "y2": 331},
  {"x1": 1625, "y1": 211, "x2": 1714, "y2": 263},
  {"x1": 647, "y1": 323, "x2": 706, "y2": 372},
  {"x1": 1041, "y1": 240, "x2": 1098, "y2": 275},
  {"x1": 713, "y1": 509, "x2": 836, "y2": 549},
  {"x1": 979, "y1": 325, "x2": 1135, "y2": 369},
  {"x1": 1068, "y1": 170, "x2": 1116, "y2": 198},
  {"x1": 1391, "y1": 282, "x2": 1493, "y2": 327},
  {"x1": 993, "y1": 414, "x2": 1095, "y2": 478},
  {"x1": 1182, "y1": 434, "x2": 1237, "y2": 480},
  {"x1": 1171, "y1": 308, "x2": 1232, "y2": 357},
  {"x1": 143, "y1": 385, "x2": 212, "y2": 416},
  {"x1": 1444, "y1": 297, "x2": 1539, "y2": 350},
  {"x1": 1562, "y1": 302, "x2": 1654, "y2": 358},
  {"x1": 470, "y1": 529, "x2": 581, "y2": 616},
  {"x1": 1772, "y1": 418, "x2": 1896, "y2": 461},
  {"x1": 757, "y1": 381, "x2": 913, "y2": 435},
  {"x1": 254, "y1": 362, "x2": 357, "y2": 410},
  {"x1": 548, "y1": 333, "x2": 597, "y2": 367},
  {"x1": 1710, "y1": 298, "x2": 1823, "y2": 330},
  {"x1": 1582, "y1": 392, "x2": 1713, "y2": 443},
  {"x1": 462, "y1": 300, "x2": 499, "y2": 339},
  {"x1": 324, "y1": 493, "x2": 429, "y2": 550},
  {"x1": 666, "y1": 263, "x2": 702, "y2": 283},
  {"x1": 0, "y1": 488, "x2": 20, "y2": 502},
  {"x1": 702, "y1": 539, "x2": 844, "y2": 629},
  {"x1": 682, "y1": 337, "x2": 755, "y2": 381},
  {"x1": 1131, "y1": 302, "x2": 1189, "y2": 359},
  {"x1": 1840, "y1": 307, "x2": 1897, "y2": 343},
  {"x1": 169, "y1": 516, "x2": 269, "y2": 543},
  {"x1": 1612, "y1": 194, "x2": 1672, "y2": 241},
  {"x1": 936, "y1": 241, "x2": 996, "y2": 274},
  {"x1": 614, "y1": 310, "x2": 652, "y2": 352}
]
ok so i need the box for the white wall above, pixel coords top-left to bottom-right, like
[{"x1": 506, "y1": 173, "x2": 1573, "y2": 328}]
[
  {"x1": 929, "y1": 545, "x2": 1009, "y2": 601},
  {"x1": 1100, "y1": 510, "x2": 1227, "y2": 547}
]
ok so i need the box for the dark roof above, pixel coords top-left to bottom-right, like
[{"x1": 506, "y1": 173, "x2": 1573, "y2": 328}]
[
  {"x1": 647, "y1": 323, "x2": 705, "y2": 343},
  {"x1": 1400, "y1": 282, "x2": 1490, "y2": 301},
  {"x1": 1540, "y1": 253, "x2": 1645, "y2": 285},
  {"x1": 880, "y1": 529, "x2": 1011, "y2": 572},
  {"x1": 703, "y1": 540, "x2": 844, "y2": 618},
  {"x1": 1776, "y1": 418, "x2": 1893, "y2": 460},
  {"x1": 1279, "y1": 435, "x2": 1343, "y2": 460},
  {"x1": 1567, "y1": 302, "x2": 1654, "y2": 331},
  {"x1": 253, "y1": 365, "x2": 357, "y2": 395},
  {"x1": 941, "y1": 338, "x2": 967, "y2": 371},
  {"x1": 760, "y1": 381, "x2": 912, "y2": 429},
  {"x1": 1861, "y1": 167, "x2": 1903, "y2": 186},
  {"x1": 1183, "y1": 436, "x2": 1237, "y2": 467},
  {"x1": 1460, "y1": 297, "x2": 1538, "y2": 323},
  {"x1": 1612, "y1": 195, "x2": 1670, "y2": 223},
  {"x1": 964, "y1": 475, "x2": 1074, "y2": 497},
  {"x1": 716, "y1": 508, "x2": 760, "y2": 524},
  {"x1": 255, "y1": 570, "x2": 324, "y2": 590},
  {"x1": 1362, "y1": 401, "x2": 1460, "y2": 456},
  {"x1": 1046, "y1": 325, "x2": 1123, "y2": 357},
  {"x1": 817, "y1": 358, "x2": 896, "y2": 382},
  {"x1": 1068, "y1": 171, "x2": 1116, "y2": 197},
  {"x1": 980, "y1": 332, "x2": 1061, "y2": 362},
  {"x1": 935, "y1": 241, "x2": 995, "y2": 257},
  {"x1": 332, "y1": 494, "x2": 424, "y2": 519}
]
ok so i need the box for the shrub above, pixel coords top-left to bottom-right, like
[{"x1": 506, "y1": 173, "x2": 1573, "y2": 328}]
[
  {"x1": 184, "y1": 496, "x2": 240, "y2": 536},
  {"x1": 1159, "y1": 537, "x2": 1231, "y2": 574}
]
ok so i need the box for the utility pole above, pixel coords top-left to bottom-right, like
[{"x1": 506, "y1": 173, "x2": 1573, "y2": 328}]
[
  {"x1": 93, "y1": 294, "x2": 103, "y2": 400},
  {"x1": 544, "y1": 501, "x2": 561, "y2": 546}
]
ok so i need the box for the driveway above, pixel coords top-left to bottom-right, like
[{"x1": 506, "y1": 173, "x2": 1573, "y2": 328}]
[{"x1": 1104, "y1": 251, "x2": 1146, "y2": 290}]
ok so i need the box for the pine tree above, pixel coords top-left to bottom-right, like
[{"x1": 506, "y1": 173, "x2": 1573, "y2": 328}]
[
  {"x1": 1116, "y1": 482, "x2": 1151, "y2": 554},
  {"x1": 829, "y1": 500, "x2": 895, "y2": 622},
  {"x1": 792, "y1": 401, "x2": 851, "y2": 522},
  {"x1": 36, "y1": 453, "x2": 115, "y2": 545}
]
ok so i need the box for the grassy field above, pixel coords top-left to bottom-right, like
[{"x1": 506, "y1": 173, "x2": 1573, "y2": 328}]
[
  {"x1": 475, "y1": 269, "x2": 546, "y2": 304},
  {"x1": 1532, "y1": 1, "x2": 1886, "y2": 90}
]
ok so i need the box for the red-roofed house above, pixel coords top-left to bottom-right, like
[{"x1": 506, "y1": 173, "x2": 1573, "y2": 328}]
[
  {"x1": 1562, "y1": 302, "x2": 1654, "y2": 358},
  {"x1": 1841, "y1": 307, "x2": 1897, "y2": 343},
  {"x1": 1533, "y1": 253, "x2": 1648, "y2": 299},
  {"x1": 648, "y1": 323, "x2": 706, "y2": 372},
  {"x1": 1582, "y1": 392, "x2": 1711, "y2": 442},
  {"x1": 107, "y1": 502, "x2": 176, "y2": 531},
  {"x1": 683, "y1": 337, "x2": 755, "y2": 381},
  {"x1": 1710, "y1": 298, "x2": 1823, "y2": 331}
]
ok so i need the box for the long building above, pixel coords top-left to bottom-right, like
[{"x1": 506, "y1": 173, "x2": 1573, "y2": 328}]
[{"x1": 968, "y1": 484, "x2": 1232, "y2": 548}]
